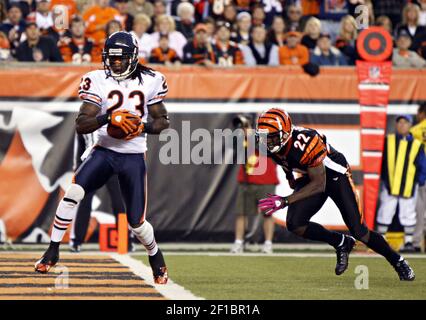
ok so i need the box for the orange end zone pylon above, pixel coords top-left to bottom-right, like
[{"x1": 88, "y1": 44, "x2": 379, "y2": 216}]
[{"x1": 117, "y1": 213, "x2": 128, "y2": 254}]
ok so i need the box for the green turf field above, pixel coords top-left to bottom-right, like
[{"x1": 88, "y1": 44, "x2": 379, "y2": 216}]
[{"x1": 137, "y1": 254, "x2": 426, "y2": 300}]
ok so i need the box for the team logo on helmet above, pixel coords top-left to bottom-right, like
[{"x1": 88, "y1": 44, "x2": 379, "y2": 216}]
[{"x1": 256, "y1": 108, "x2": 293, "y2": 153}]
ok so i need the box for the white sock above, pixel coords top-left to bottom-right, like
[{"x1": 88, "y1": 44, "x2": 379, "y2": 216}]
[
  {"x1": 50, "y1": 199, "x2": 79, "y2": 242},
  {"x1": 235, "y1": 239, "x2": 243, "y2": 245},
  {"x1": 132, "y1": 221, "x2": 158, "y2": 256},
  {"x1": 264, "y1": 240, "x2": 272, "y2": 246}
]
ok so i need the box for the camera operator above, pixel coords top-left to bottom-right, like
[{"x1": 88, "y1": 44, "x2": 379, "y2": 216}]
[{"x1": 231, "y1": 114, "x2": 279, "y2": 254}]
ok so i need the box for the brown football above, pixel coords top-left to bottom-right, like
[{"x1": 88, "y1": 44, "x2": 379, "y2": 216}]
[{"x1": 107, "y1": 116, "x2": 141, "y2": 139}]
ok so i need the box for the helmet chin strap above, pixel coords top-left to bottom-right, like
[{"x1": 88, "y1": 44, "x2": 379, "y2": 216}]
[{"x1": 109, "y1": 56, "x2": 137, "y2": 80}]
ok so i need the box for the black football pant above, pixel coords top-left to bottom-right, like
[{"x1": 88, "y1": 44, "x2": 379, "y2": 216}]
[{"x1": 286, "y1": 171, "x2": 401, "y2": 265}]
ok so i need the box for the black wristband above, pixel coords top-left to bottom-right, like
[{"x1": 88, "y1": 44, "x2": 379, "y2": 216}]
[
  {"x1": 96, "y1": 113, "x2": 110, "y2": 126},
  {"x1": 144, "y1": 122, "x2": 154, "y2": 134},
  {"x1": 282, "y1": 197, "x2": 289, "y2": 207}
]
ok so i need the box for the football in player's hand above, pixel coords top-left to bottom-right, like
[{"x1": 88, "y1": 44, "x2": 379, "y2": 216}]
[{"x1": 107, "y1": 110, "x2": 141, "y2": 139}]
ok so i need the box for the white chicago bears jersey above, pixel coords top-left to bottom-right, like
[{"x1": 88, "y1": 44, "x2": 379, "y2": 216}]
[{"x1": 78, "y1": 69, "x2": 168, "y2": 153}]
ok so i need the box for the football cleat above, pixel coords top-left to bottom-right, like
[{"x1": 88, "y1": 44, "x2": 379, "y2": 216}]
[
  {"x1": 153, "y1": 266, "x2": 168, "y2": 284},
  {"x1": 35, "y1": 243, "x2": 60, "y2": 274},
  {"x1": 335, "y1": 235, "x2": 356, "y2": 275},
  {"x1": 393, "y1": 259, "x2": 415, "y2": 281}
]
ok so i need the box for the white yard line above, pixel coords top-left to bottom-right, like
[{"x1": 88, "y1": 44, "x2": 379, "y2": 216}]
[
  {"x1": 111, "y1": 253, "x2": 205, "y2": 300},
  {"x1": 132, "y1": 251, "x2": 426, "y2": 259}
]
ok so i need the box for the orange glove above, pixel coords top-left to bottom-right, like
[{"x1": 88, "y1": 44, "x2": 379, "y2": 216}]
[
  {"x1": 125, "y1": 122, "x2": 145, "y2": 140},
  {"x1": 110, "y1": 110, "x2": 140, "y2": 135}
]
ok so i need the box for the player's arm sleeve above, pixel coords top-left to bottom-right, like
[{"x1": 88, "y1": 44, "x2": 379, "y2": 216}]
[
  {"x1": 299, "y1": 133, "x2": 327, "y2": 168},
  {"x1": 147, "y1": 73, "x2": 168, "y2": 106},
  {"x1": 78, "y1": 74, "x2": 103, "y2": 108}
]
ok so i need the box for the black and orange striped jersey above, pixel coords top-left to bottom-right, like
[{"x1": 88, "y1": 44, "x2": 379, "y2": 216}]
[{"x1": 268, "y1": 126, "x2": 349, "y2": 178}]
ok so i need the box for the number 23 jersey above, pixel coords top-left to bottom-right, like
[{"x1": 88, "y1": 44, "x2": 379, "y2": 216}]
[
  {"x1": 268, "y1": 126, "x2": 349, "y2": 178},
  {"x1": 78, "y1": 69, "x2": 168, "y2": 154}
]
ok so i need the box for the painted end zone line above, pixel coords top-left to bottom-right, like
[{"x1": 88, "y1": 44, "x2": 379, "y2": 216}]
[{"x1": 111, "y1": 253, "x2": 204, "y2": 300}]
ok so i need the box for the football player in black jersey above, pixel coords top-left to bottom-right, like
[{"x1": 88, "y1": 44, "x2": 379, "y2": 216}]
[{"x1": 257, "y1": 108, "x2": 415, "y2": 281}]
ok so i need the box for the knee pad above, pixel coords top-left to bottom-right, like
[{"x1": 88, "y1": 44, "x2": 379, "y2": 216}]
[
  {"x1": 131, "y1": 220, "x2": 154, "y2": 243},
  {"x1": 63, "y1": 184, "x2": 85, "y2": 206}
]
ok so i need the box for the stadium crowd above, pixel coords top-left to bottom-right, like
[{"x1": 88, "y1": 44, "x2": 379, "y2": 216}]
[{"x1": 0, "y1": 0, "x2": 426, "y2": 67}]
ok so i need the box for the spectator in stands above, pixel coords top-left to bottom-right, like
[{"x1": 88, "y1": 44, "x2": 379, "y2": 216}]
[
  {"x1": 0, "y1": 0, "x2": 7, "y2": 23},
  {"x1": 193, "y1": 0, "x2": 212, "y2": 22},
  {"x1": 0, "y1": 5, "x2": 26, "y2": 57},
  {"x1": 83, "y1": 0, "x2": 121, "y2": 46},
  {"x1": 149, "y1": 33, "x2": 181, "y2": 66},
  {"x1": 222, "y1": 4, "x2": 237, "y2": 30},
  {"x1": 175, "y1": 1, "x2": 195, "y2": 40},
  {"x1": 203, "y1": 17, "x2": 216, "y2": 42},
  {"x1": 419, "y1": 0, "x2": 426, "y2": 26},
  {"x1": 395, "y1": 3, "x2": 426, "y2": 52},
  {"x1": 310, "y1": 33, "x2": 347, "y2": 66},
  {"x1": 152, "y1": 14, "x2": 187, "y2": 58},
  {"x1": 376, "y1": 15, "x2": 393, "y2": 34},
  {"x1": 16, "y1": 22, "x2": 63, "y2": 61},
  {"x1": 33, "y1": 0, "x2": 53, "y2": 33},
  {"x1": 232, "y1": 11, "x2": 251, "y2": 46},
  {"x1": 301, "y1": 16, "x2": 321, "y2": 51},
  {"x1": 267, "y1": 15, "x2": 286, "y2": 47},
  {"x1": 182, "y1": 23, "x2": 214, "y2": 65},
  {"x1": 212, "y1": 20, "x2": 244, "y2": 66},
  {"x1": 127, "y1": 0, "x2": 154, "y2": 18},
  {"x1": 284, "y1": 4, "x2": 304, "y2": 32},
  {"x1": 106, "y1": 19, "x2": 123, "y2": 37},
  {"x1": 241, "y1": 25, "x2": 279, "y2": 66},
  {"x1": 251, "y1": 3, "x2": 265, "y2": 27},
  {"x1": 373, "y1": 0, "x2": 405, "y2": 28},
  {"x1": 148, "y1": 0, "x2": 166, "y2": 33},
  {"x1": 261, "y1": 0, "x2": 283, "y2": 27},
  {"x1": 278, "y1": 31, "x2": 309, "y2": 66},
  {"x1": 114, "y1": 0, "x2": 134, "y2": 32},
  {"x1": 131, "y1": 13, "x2": 155, "y2": 63},
  {"x1": 0, "y1": 31, "x2": 10, "y2": 60},
  {"x1": 393, "y1": 29, "x2": 426, "y2": 68},
  {"x1": 335, "y1": 15, "x2": 357, "y2": 65},
  {"x1": 50, "y1": 0, "x2": 78, "y2": 22},
  {"x1": 60, "y1": 16, "x2": 93, "y2": 64},
  {"x1": 7, "y1": 0, "x2": 32, "y2": 18}
]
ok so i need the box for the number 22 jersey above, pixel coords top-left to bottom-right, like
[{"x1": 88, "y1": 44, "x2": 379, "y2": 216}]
[
  {"x1": 78, "y1": 69, "x2": 168, "y2": 154},
  {"x1": 268, "y1": 126, "x2": 349, "y2": 178}
]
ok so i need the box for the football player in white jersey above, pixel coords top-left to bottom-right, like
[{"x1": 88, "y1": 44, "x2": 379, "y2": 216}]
[{"x1": 35, "y1": 31, "x2": 170, "y2": 284}]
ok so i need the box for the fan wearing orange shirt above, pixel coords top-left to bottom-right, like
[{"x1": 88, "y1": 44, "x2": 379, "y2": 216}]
[
  {"x1": 83, "y1": 0, "x2": 121, "y2": 45},
  {"x1": 278, "y1": 31, "x2": 309, "y2": 66}
]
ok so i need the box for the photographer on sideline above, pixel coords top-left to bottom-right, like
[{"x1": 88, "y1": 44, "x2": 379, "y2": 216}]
[{"x1": 231, "y1": 114, "x2": 279, "y2": 254}]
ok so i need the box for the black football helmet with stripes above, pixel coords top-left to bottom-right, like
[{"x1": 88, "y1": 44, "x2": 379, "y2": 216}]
[{"x1": 102, "y1": 31, "x2": 139, "y2": 81}]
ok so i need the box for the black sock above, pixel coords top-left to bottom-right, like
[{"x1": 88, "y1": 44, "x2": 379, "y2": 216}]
[
  {"x1": 49, "y1": 241, "x2": 60, "y2": 249},
  {"x1": 366, "y1": 231, "x2": 401, "y2": 265},
  {"x1": 148, "y1": 248, "x2": 166, "y2": 274},
  {"x1": 303, "y1": 222, "x2": 343, "y2": 248}
]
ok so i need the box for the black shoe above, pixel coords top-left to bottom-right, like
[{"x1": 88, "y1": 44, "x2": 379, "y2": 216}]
[
  {"x1": 35, "y1": 242, "x2": 60, "y2": 273},
  {"x1": 69, "y1": 243, "x2": 81, "y2": 253},
  {"x1": 393, "y1": 259, "x2": 415, "y2": 281},
  {"x1": 399, "y1": 242, "x2": 421, "y2": 253},
  {"x1": 335, "y1": 235, "x2": 356, "y2": 275},
  {"x1": 149, "y1": 249, "x2": 168, "y2": 284}
]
